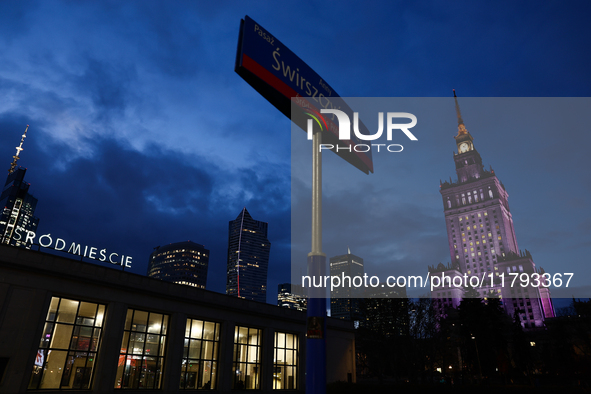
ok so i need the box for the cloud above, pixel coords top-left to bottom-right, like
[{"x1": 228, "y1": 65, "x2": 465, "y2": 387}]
[
  {"x1": 0, "y1": 118, "x2": 291, "y2": 296},
  {"x1": 2, "y1": 1, "x2": 590, "y2": 304},
  {"x1": 75, "y1": 58, "x2": 137, "y2": 122}
]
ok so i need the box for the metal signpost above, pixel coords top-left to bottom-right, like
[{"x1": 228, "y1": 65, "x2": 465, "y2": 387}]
[{"x1": 235, "y1": 16, "x2": 373, "y2": 393}]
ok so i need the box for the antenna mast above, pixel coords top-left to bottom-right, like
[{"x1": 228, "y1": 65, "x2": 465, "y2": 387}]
[{"x1": 8, "y1": 125, "x2": 29, "y2": 174}]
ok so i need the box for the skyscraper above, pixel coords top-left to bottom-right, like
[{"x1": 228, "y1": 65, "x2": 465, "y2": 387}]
[
  {"x1": 147, "y1": 241, "x2": 209, "y2": 288},
  {"x1": 226, "y1": 208, "x2": 271, "y2": 303},
  {"x1": 330, "y1": 249, "x2": 364, "y2": 321},
  {"x1": 429, "y1": 92, "x2": 554, "y2": 328},
  {"x1": 0, "y1": 126, "x2": 39, "y2": 247}
]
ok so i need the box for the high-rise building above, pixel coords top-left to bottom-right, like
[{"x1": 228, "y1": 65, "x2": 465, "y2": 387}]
[
  {"x1": 226, "y1": 208, "x2": 271, "y2": 303},
  {"x1": 0, "y1": 126, "x2": 39, "y2": 247},
  {"x1": 428, "y1": 92, "x2": 554, "y2": 328},
  {"x1": 147, "y1": 241, "x2": 209, "y2": 288},
  {"x1": 330, "y1": 249, "x2": 364, "y2": 321},
  {"x1": 277, "y1": 283, "x2": 307, "y2": 311}
]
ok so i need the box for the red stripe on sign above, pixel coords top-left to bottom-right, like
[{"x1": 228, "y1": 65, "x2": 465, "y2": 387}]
[
  {"x1": 242, "y1": 53, "x2": 373, "y2": 173},
  {"x1": 242, "y1": 54, "x2": 297, "y2": 99}
]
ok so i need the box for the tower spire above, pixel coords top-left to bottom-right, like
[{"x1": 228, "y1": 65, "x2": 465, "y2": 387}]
[
  {"x1": 8, "y1": 125, "x2": 29, "y2": 174},
  {"x1": 453, "y1": 90, "x2": 468, "y2": 135}
]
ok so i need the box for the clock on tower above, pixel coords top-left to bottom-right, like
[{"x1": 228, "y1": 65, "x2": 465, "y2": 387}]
[{"x1": 459, "y1": 141, "x2": 470, "y2": 153}]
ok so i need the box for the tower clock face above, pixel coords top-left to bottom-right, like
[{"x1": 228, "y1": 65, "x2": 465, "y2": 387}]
[{"x1": 459, "y1": 142, "x2": 469, "y2": 153}]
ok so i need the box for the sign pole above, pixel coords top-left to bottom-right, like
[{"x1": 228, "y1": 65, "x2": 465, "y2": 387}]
[
  {"x1": 306, "y1": 120, "x2": 326, "y2": 394},
  {"x1": 235, "y1": 16, "x2": 374, "y2": 392}
]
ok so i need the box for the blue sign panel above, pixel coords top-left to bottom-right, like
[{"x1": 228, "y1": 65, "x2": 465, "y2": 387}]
[{"x1": 235, "y1": 16, "x2": 373, "y2": 174}]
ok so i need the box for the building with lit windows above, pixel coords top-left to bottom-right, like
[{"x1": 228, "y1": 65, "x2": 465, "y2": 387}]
[
  {"x1": 277, "y1": 283, "x2": 307, "y2": 311},
  {"x1": 0, "y1": 126, "x2": 39, "y2": 247},
  {"x1": 0, "y1": 244, "x2": 355, "y2": 393},
  {"x1": 226, "y1": 208, "x2": 271, "y2": 303},
  {"x1": 428, "y1": 92, "x2": 554, "y2": 327},
  {"x1": 330, "y1": 249, "x2": 364, "y2": 322},
  {"x1": 148, "y1": 241, "x2": 209, "y2": 289}
]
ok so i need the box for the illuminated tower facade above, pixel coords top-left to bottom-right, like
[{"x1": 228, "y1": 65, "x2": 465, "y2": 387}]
[
  {"x1": 147, "y1": 241, "x2": 209, "y2": 288},
  {"x1": 226, "y1": 208, "x2": 271, "y2": 303},
  {"x1": 0, "y1": 126, "x2": 39, "y2": 247},
  {"x1": 429, "y1": 92, "x2": 554, "y2": 328},
  {"x1": 330, "y1": 249, "x2": 364, "y2": 321}
]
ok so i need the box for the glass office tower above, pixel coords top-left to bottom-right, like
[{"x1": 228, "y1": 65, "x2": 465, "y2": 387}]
[
  {"x1": 0, "y1": 167, "x2": 39, "y2": 247},
  {"x1": 226, "y1": 208, "x2": 271, "y2": 303}
]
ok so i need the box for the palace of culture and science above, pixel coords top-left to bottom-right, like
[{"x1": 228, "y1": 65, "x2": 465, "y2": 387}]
[{"x1": 429, "y1": 93, "x2": 554, "y2": 328}]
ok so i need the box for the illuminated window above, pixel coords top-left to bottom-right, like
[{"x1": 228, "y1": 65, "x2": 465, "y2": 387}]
[
  {"x1": 180, "y1": 319, "x2": 220, "y2": 390},
  {"x1": 273, "y1": 332, "x2": 298, "y2": 389},
  {"x1": 28, "y1": 297, "x2": 105, "y2": 390},
  {"x1": 115, "y1": 310, "x2": 168, "y2": 389},
  {"x1": 233, "y1": 326, "x2": 262, "y2": 389}
]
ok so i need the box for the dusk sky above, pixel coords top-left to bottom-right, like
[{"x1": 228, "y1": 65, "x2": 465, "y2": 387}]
[{"x1": 1, "y1": 1, "x2": 590, "y2": 304}]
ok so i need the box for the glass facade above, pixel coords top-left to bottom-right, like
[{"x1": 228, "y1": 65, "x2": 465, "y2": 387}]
[
  {"x1": 180, "y1": 318, "x2": 220, "y2": 390},
  {"x1": 0, "y1": 167, "x2": 39, "y2": 247},
  {"x1": 232, "y1": 326, "x2": 262, "y2": 390},
  {"x1": 226, "y1": 208, "x2": 271, "y2": 303},
  {"x1": 273, "y1": 332, "x2": 297, "y2": 390},
  {"x1": 330, "y1": 252, "x2": 364, "y2": 321},
  {"x1": 147, "y1": 241, "x2": 209, "y2": 289},
  {"x1": 27, "y1": 300, "x2": 306, "y2": 391},
  {"x1": 114, "y1": 309, "x2": 168, "y2": 389},
  {"x1": 28, "y1": 297, "x2": 105, "y2": 390}
]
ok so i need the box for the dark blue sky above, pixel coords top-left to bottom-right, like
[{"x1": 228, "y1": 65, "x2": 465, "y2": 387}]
[{"x1": 1, "y1": 1, "x2": 590, "y2": 304}]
